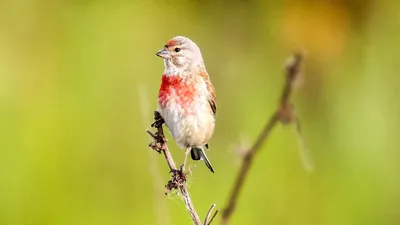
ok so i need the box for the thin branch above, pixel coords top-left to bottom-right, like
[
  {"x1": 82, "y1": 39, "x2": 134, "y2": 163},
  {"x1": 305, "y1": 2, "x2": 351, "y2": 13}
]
[
  {"x1": 138, "y1": 85, "x2": 171, "y2": 225},
  {"x1": 204, "y1": 204, "x2": 216, "y2": 225},
  {"x1": 221, "y1": 53, "x2": 305, "y2": 225},
  {"x1": 147, "y1": 111, "x2": 202, "y2": 225},
  {"x1": 204, "y1": 204, "x2": 219, "y2": 225}
]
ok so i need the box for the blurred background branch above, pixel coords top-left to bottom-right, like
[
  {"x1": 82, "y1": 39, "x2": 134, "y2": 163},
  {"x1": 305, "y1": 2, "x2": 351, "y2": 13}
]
[{"x1": 221, "y1": 53, "x2": 305, "y2": 225}]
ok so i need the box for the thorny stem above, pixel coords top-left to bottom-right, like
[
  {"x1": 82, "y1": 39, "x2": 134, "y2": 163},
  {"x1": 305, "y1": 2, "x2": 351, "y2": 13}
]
[{"x1": 221, "y1": 53, "x2": 304, "y2": 225}]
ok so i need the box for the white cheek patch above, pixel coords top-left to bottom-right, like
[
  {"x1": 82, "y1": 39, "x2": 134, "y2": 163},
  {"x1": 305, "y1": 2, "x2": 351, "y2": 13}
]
[{"x1": 177, "y1": 57, "x2": 185, "y2": 66}]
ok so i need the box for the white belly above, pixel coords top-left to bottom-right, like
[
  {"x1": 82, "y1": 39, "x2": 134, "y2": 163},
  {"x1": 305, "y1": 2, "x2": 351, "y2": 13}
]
[{"x1": 159, "y1": 99, "x2": 215, "y2": 150}]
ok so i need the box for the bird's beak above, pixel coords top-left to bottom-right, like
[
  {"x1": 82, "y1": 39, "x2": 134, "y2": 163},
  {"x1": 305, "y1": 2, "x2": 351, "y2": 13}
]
[{"x1": 156, "y1": 49, "x2": 169, "y2": 59}]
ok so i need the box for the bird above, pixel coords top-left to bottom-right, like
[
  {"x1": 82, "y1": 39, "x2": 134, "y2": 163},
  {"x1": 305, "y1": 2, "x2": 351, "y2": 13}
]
[{"x1": 155, "y1": 36, "x2": 217, "y2": 173}]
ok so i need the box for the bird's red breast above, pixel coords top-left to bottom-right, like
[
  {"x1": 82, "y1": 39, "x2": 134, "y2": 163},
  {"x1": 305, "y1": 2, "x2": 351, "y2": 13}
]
[{"x1": 158, "y1": 75, "x2": 196, "y2": 110}]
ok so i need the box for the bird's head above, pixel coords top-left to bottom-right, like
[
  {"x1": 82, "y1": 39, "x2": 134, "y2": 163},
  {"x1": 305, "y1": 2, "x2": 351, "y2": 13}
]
[{"x1": 156, "y1": 36, "x2": 204, "y2": 74}]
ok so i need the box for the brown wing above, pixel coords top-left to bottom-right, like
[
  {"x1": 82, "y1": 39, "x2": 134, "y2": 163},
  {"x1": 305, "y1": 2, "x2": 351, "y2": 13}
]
[{"x1": 199, "y1": 71, "x2": 217, "y2": 117}]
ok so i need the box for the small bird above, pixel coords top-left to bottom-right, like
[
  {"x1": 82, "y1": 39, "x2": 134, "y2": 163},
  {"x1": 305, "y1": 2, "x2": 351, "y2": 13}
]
[{"x1": 155, "y1": 36, "x2": 216, "y2": 173}]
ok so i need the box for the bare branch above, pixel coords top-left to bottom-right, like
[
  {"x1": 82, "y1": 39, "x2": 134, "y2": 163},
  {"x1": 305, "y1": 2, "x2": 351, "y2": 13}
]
[
  {"x1": 220, "y1": 113, "x2": 279, "y2": 225},
  {"x1": 138, "y1": 85, "x2": 171, "y2": 225},
  {"x1": 147, "y1": 111, "x2": 202, "y2": 225},
  {"x1": 221, "y1": 53, "x2": 307, "y2": 225}
]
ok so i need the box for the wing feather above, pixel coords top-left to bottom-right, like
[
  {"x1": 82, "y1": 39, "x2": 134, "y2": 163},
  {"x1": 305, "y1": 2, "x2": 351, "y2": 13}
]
[{"x1": 199, "y1": 71, "x2": 217, "y2": 117}]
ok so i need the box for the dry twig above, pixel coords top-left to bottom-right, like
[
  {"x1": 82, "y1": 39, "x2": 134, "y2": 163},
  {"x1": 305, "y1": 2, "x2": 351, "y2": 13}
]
[
  {"x1": 221, "y1": 53, "x2": 306, "y2": 225},
  {"x1": 147, "y1": 111, "x2": 217, "y2": 225},
  {"x1": 138, "y1": 85, "x2": 171, "y2": 225}
]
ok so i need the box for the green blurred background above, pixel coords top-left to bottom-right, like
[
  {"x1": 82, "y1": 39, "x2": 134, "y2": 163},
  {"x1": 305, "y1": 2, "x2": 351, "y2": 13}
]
[{"x1": 1, "y1": 0, "x2": 399, "y2": 224}]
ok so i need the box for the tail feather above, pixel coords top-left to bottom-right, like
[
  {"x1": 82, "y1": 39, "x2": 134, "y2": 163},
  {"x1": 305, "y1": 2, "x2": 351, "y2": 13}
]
[
  {"x1": 190, "y1": 147, "x2": 214, "y2": 173},
  {"x1": 190, "y1": 148, "x2": 201, "y2": 160}
]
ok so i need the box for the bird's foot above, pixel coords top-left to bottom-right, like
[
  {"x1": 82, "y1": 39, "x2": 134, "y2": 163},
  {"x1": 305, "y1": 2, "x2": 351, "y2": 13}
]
[{"x1": 151, "y1": 111, "x2": 165, "y2": 128}]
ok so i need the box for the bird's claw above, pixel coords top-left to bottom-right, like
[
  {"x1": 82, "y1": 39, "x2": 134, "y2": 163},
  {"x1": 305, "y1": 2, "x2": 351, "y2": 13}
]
[
  {"x1": 151, "y1": 118, "x2": 165, "y2": 128},
  {"x1": 151, "y1": 111, "x2": 165, "y2": 128}
]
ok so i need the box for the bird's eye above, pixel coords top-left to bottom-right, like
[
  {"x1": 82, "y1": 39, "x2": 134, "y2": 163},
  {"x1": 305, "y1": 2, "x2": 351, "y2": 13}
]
[{"x1": 174, "y1": 48, "x2": 181, "y2": 52}]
